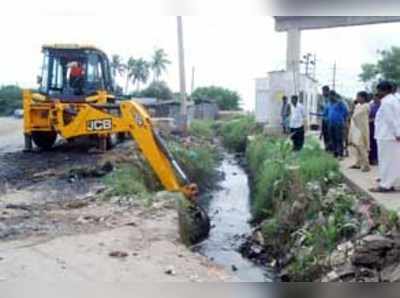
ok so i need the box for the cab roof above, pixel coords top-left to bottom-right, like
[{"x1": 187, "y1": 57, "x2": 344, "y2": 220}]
[{"x1": 42, "y1": 44, "x2": 107, "y2": 56}]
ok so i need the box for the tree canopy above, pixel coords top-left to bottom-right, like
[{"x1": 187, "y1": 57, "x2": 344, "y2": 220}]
[
  {"x1": 111, "y1": 48, "x2": 171, "y2": 95},
  {"x1": 130, "y1": 58, "x2": 150, "y2": 91},
  {"x1": 191, "y1": 86, "x2": 241, "y2": 110},
  {"x1": 150, "y1": 48, "x2": 171, "y2": 82},
  {"x1": 359, "y1": 46, "x2": 400, "y2": 89},
  {"x1": 0, "y1": 85, "x2": 22, "y2": 116},
  {"x1": 139, "y1": 81, "x2": 173, "y2": 100},
  {"x1": 110, "y1": 54, "x2": 125, "y2": 78}
]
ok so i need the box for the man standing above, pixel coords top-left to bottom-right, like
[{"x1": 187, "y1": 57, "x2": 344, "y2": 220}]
[
  {"x1": 348, "y1": 91, "x2": 370, "y2": 172},
  {"x1": 327, "y1": 90, "x2": 349, "y2": 158},
  {"x1": 320, "y1": 86, "x2": 332, "y2": 151},
  {"x1": 289, "y1": 95, "x2": 306, "y2": 151},
  {"x1": 281, "y1": 96, "x2": 291, "y2": 134},
  {"x1": 371, "y1": 81, "x2": 400, "y2": 193},
  {"x1": 369, "y1": 94, "x2": 380, "y2": 165}
]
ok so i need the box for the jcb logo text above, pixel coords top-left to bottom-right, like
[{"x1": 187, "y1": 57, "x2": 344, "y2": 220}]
[{"x1": 87, "y1": 119, "x2": 112, "y2": 131}]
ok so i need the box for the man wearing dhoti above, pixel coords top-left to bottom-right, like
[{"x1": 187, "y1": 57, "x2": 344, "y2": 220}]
[
  {"x1": 370, "y1": 81, "x2": 400, "y2": 193},
  {"x1": 349, "y1": 91, "x2": 370, "y2": 172}
]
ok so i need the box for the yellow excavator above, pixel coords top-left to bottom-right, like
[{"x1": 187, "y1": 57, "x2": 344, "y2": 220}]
[{"x1": 23, "y1": 44, "x2": 209, "y2": 243}]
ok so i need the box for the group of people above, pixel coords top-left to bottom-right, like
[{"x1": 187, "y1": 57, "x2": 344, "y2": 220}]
[
  {"x1": 348, "y1": 81, "x2": 400, "y2": 193},
  {"x1": 280, "y1": 81, "x2": 400, "y2": 193},
  {"x1": 320, "y1": 86, "x2": 349, "y2": 159},
  {"x1": 280, "y1": 86, "x2": 350, "y2": 154}
]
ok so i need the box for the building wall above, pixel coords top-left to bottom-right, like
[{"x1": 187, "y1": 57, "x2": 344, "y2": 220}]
[
  {"x1": 255, "y1": 71, "x2": 319, "y2": 129},
  {"x1": 194, "y1": 102, "x2": 219, "y2": 120}
]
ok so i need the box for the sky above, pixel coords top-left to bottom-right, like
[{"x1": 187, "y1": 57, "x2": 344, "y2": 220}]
[{"x1": 1, "y1": 3, "x2": 400, "y2": 110}]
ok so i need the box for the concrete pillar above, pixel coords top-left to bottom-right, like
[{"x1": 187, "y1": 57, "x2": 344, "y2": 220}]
[{"x1": 286, "y1": 28, "x2": 301, "y2": 74}]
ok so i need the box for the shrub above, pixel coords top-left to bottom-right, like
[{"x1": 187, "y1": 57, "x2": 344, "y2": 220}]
[
  {"x1": 103, "y1": 165, "x2": 149, "y2": 197},
  {"x1": 191, "y1": 86, "x2": 241, "y2": 110},
  {"x1": 219, "y1": 115, "x2": 261, "y2": 152},
  {"x1": 138, "y1": 81, "x2": 173, "y2": 100},
  {"x1": 188, "y1": 120, "x2": 214, "y2": 140},
  {"x1": 261, "y1": 218, "x2": 279, "y2": 239},
  {"x1": 0, "y1": 85, "x2": 22, "y2": 116},
  {"x1": 246, "y1": 136, "x2": 341, "y2": 223},
  {"x1": 168, "y1": 140, "x2": 219, "y2": 191},
  {"x1": 297, "y1": 138, "x2": 340, "y2": 186}
]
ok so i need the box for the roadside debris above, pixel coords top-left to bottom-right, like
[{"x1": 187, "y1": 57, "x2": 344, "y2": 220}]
[
  {"x1": 5, "y1": 204, "x2": 31, "y2": 211},
  {"x1": 164, "y1": 266, "x2": 176, "y2": 276},
  {"x1": 109, "y1": 251, "x2": 129, "y2": 258},
  {"x1": 63, "y1": 201, "x2": 89, "y2": 209},
  {"x1": 67, "y1": 161, "x2": 114, "y2": 181}
]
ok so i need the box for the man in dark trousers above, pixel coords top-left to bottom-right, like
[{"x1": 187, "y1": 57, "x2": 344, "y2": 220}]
[
  {"x1": 327, "y1": 90, "x2": 349, "y2": 158},
  {"x1": 289, "y1": 95, "x2": 306, "y2": 151},
  {"x1": 320, "y1": 85, "x2": 332, "y2": 151},
  {"x1": 281, "y1": 95, "x2": 291, "y2": 134}
]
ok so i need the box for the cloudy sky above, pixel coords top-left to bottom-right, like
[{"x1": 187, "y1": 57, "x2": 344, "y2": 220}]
[{"x1": 1, "y1": 1, "x2": 400, "y2": 110}]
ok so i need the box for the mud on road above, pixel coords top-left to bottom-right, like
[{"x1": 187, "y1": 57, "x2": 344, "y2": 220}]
[
  {"x1": 0, "y1": 138, "x2": 126, "y2": 241},
  {"x1": 0, "y1": 140, "x2": 231, "y2": 281}
]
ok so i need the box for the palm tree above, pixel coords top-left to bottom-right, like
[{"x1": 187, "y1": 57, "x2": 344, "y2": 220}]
[
  {"x1": 151, "y1": 48, "x2": 171, "y2": 82},
  {"x1": 110, "y1": 54, "x2": 125, "y2": 79},
  {"x1": 131, "y1": 58, "x2": 150, "y2": 91},
  {"x1": 124, "y1": 57, "x2": 136, "y2": 94}
]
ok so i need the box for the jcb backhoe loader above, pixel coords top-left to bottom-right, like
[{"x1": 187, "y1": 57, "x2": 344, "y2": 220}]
[{"x1": 23, "y1": 44, "x2": 209, "y2": 244}]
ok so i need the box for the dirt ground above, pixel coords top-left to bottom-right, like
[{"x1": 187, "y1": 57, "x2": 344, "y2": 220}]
[
  {"x1": 0, "y1": 117, "x2": 231, "y2": 282},
  {"x1": 0, "y1": 117, "x2": 23, "y2": 153}
]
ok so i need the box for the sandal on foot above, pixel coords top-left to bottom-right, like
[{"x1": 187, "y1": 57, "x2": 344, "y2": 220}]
[
  {"x1": 369, "y1": 186, "x2": 395, "y2": 193},
  {"x1": 349, "y1": 165, "x2": 361, "y2": 169}
]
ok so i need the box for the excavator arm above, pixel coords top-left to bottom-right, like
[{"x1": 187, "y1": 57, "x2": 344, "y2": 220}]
[{"x1": 49, "y1": 95, "x2": 198, "y2": 199}]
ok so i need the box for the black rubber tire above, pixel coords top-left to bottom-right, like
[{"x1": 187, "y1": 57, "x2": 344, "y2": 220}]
[{"x1": 32, "y1": 132, "x2": 57, "y2": 150}]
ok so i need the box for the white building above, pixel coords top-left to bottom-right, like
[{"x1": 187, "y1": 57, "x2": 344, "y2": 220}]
[{"x1": 255, "y1": 71, "x2": 320, "y2": 132}]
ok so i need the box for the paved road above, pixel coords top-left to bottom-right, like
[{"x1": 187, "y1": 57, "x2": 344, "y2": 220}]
[
  {"x1": 341, "y1": 156, "x2": 400, "y2": 212},
  {"x1": 0, "y1": 117, "x2": 23, "y2": 153}
]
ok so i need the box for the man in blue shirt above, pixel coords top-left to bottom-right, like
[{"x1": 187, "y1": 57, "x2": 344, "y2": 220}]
[{"x1": 327, "y1": 90, "x2": 349, "y2": 158}]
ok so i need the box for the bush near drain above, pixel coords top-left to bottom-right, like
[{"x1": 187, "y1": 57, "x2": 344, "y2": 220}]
[
  {"x1": 246, "y1": 136, "x2": 340, "y2": 222},
  {"x1": 168, "y1": 140, "x2": 220, "y2": 191},
  {"x1": 103, "y1": 165, "x2": 150, "y2": 197},
  {"x1": 188, "y1": 120, "x2": 215, "y2": 141},
  {"x1": 219, "y1": 115, "x2": 261, "y2": 153}
]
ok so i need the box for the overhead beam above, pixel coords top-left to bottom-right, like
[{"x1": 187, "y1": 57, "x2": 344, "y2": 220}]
[{"x1": 275, "y1": 16, "x2": 400, "y2": 32}]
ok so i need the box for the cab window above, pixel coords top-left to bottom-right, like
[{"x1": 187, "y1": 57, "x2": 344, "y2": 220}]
[{"x1": 86, "y1": 54, "x2": 104, "y2": 90}]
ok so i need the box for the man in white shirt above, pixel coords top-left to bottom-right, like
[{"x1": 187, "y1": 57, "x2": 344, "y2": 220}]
[
  {"x1": 370, "y1": 81, "x2": 400, "y2": 193},
  {"x1": 289, "y1": 95, "x2": 306, "y2": 151}
]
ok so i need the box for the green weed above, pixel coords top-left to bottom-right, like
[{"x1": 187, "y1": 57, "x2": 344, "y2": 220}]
[
  {"x1": 219, "y1": 115, "x2": 261, "y2": 152},
  {"x1": 188, "y1": 120, "x2": 214, "y2": 140},
  {"x1": 103, "y1": 165, "x2": 149, "y2": 197}
]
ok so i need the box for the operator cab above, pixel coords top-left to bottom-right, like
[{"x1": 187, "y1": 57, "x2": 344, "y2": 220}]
[{"x1": 38, "y1": 44, "x2": 114, "y2": 100}]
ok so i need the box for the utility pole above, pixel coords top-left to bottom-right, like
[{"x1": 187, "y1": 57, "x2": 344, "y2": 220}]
[
  {"x1": 291, "y1": 61, "x2": 298, "y2": 95},
  {"x1": 191, "y1": 66, "x2": 195, "y2": 94},
  {"x1": 312, "y1": 54, "x2": 317, "y2": 80},
  {"x1": 177, "y1": 16, "x2": 187, "y2": 132},
  {"x1": 302, "y1": 53, "x2": 312, "y2": 76},
  {"x1": 332, "y1": 61, "x2": 337, "y2": 90}
]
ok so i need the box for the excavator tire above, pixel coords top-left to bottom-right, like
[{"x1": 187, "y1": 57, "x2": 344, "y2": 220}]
[{"x1": 32, "y1": 131, "x2": 57, "y2": 150}]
